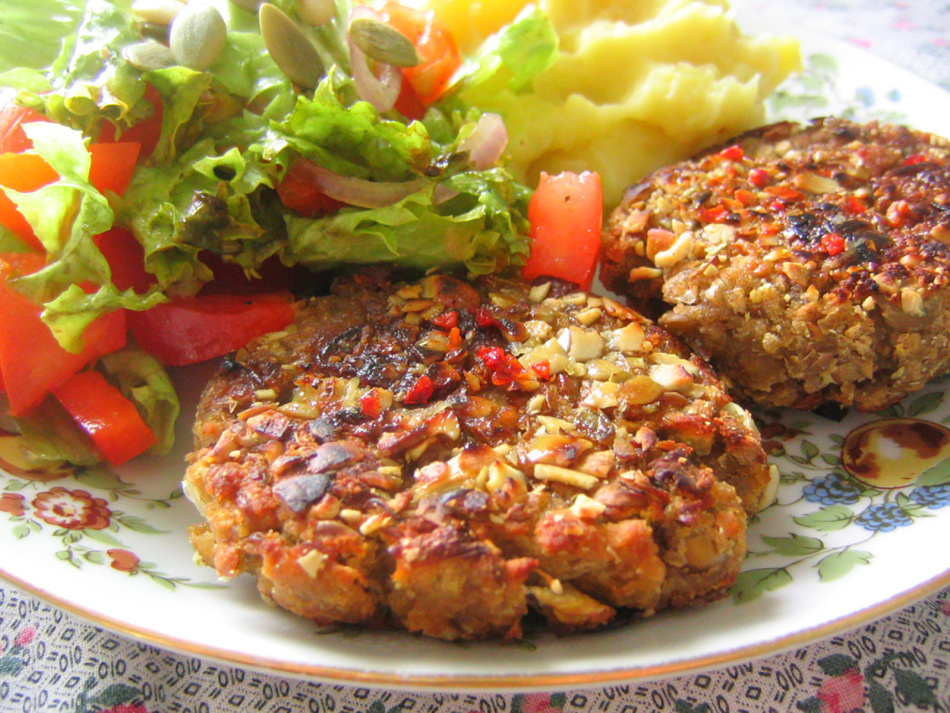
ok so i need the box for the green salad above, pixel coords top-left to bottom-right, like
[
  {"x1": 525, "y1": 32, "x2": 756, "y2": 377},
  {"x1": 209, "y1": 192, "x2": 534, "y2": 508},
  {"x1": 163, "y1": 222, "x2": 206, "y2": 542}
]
[{"x1": 0, "y1": 0, "x2": 561, "y2": 468}]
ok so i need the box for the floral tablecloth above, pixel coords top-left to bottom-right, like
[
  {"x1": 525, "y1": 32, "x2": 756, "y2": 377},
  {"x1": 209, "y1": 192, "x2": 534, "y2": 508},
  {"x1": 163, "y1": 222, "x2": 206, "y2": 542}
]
[{"x1": 4, "y1": 1, "x2": 950, "y2": 712}]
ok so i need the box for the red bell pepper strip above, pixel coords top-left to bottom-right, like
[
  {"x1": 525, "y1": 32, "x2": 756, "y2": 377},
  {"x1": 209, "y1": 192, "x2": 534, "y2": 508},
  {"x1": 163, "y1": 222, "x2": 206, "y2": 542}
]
[
  {"x1": 0, "y1": 253, "x2": 127, "y2": 416},
  {"x1": 520, "y1": 171, "x2": 604, "y2": 292},
  {"x1": 53, "y1": 369, "x2": 156, "y2": 466},
  {"x1": 128, "y1": 291, "x2": 296, "y2": 366}
]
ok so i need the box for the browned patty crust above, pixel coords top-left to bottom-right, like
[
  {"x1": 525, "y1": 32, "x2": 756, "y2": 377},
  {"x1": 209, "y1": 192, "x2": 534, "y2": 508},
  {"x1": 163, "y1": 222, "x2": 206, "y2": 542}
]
[
  {"x1": 601, "y1": 118, "x2": 950, "y2": 412},
  {"x1": 184, "y1": 272, "x2": 772, "y2": 640}
]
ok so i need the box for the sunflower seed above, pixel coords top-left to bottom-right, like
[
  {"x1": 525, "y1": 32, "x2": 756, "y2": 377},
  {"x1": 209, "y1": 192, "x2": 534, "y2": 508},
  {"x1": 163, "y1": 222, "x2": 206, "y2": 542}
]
[
  {"x1": 348, "y1": 17, "x2": 420, "y2": 68},
  {"x1": 169, "y1": 3, "x2": 228, "y2": 71},
  {"x1": 298, "y1": 0, "x2": 336, "y2": 27},
  {"x1": 122, "y1": 40, "x2": 177, "y2": 71},
  {"x1": 260, "y1": 3, "x2": 325, "y2": 88},
  {"x1": 131, "y1": 0, "x2": 186, "y2": 27}
]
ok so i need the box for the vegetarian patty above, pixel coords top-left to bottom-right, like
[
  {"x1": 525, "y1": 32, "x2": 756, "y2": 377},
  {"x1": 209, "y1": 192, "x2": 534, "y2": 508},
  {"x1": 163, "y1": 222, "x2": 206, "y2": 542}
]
[
  {"x1": 601, "y1": 118, "x2": 950, "y2": 412},
  {"x1": 184, "y1": 271, "x2": 772, "y2": 640}
]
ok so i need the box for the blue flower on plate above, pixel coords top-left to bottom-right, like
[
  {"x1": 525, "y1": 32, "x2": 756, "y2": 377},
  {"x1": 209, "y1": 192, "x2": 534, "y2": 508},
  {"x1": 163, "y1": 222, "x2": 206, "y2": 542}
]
[
  {"x1": 908, "y1": 483, "x2": 950, "y2": 510},
  {"x1": 855, "y1": 504, "x2": 913, "y2": 532},
  {"x1": 803, "y1": 474, "x2": 862, "y2": 506}
]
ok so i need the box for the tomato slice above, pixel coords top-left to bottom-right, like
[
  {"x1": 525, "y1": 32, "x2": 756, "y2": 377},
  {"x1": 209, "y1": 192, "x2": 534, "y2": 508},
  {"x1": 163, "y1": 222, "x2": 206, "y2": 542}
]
[
  {"x1": 276, "y1": 161, "x2": 346, "y2": 218},
  {"x1": 521, "y1": 171, "x2": 604, "y2": 292},
  {"x1": 53, "y1": 369, "x2": 156, "y2": 466},
  {"x1": 0, "y1": 253, "x2": 127, "y2": 416},
  {"x1": 128, "y1": 291, "x2": 296, "y2": 366},
  {"x1": 377, "y1": 2, "x2": 463, "y2": 106}
]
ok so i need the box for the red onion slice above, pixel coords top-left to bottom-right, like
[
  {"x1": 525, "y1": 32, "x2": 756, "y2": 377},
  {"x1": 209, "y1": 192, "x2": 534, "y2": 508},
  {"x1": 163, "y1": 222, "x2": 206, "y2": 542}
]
[
  {"x1": 348, "y1": 6, "x2": 402, "y2": 113},
  {"x1": 292, "y1": 159, "x2": 427, "y2": 209},
  {"x1": 457, "y1": 112, "x2": 508, "y2": 170}
]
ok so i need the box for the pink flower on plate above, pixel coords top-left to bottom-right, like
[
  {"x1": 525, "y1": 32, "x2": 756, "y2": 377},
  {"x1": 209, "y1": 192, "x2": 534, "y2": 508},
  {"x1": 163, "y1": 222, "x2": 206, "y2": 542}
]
[
  {"x1": 13, "y1": 626, "x2": 35, "y2": 647},
  {"x1": 100, "y1": 705, "x2": 149, "y2": 713},
  {"x1": 818, "y1": 667, "x2": 866, "y2": 713},
  {"x1": 32, "y1": 487, "x2": 112, "y2": 530},
  {"x1": 0, "y1": 492, "x2": 25, "y2": 516},
  {"x1": 519, "y1": 694, "x2": 562, "y2": 713}
]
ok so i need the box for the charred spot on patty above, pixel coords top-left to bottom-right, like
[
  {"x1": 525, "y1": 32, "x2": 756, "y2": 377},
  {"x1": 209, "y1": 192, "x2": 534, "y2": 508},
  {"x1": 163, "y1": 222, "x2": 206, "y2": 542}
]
[
  {"x1": 183, "y1": 272, "x2": 773, "y2": 640},
  {"x1": 601, "y1": 117, "x2": 950, "y2": 413}
]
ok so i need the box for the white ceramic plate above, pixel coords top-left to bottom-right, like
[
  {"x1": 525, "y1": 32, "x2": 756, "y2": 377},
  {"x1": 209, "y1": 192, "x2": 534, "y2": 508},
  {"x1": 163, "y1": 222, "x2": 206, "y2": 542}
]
[{"x1": 3, "y1": 20, "x2": 950, "y2": 692}]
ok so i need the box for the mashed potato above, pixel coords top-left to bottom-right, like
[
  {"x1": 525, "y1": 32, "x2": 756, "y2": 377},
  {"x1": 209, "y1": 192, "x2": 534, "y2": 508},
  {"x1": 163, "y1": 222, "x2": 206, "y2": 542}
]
[{"x1": 422, "y1": 0, "x2": 800, "y2": 209}]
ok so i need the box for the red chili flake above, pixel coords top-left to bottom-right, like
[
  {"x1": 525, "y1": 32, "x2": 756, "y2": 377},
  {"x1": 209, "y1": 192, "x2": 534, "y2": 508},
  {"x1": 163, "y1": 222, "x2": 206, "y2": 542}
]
[
  {"x1": 820, "y1": 232, "x2": 846, "y2": 256},
  {"x1": 748, "y1": 168, "x2": 770, "y2": 187},
  {"x1": 846, "y1": 195, "x2": 867, "y2": 214},
  {"x1": 476, "y1": 345, "x2": 525, "y2": 386},
  {"x1": 716, "y1": 144, "x2": 745, "y2": 162},
  {"x1": 531, "y1": 360, "x2": 551, "y2": 381},
  {"x1": 903, "y1": 153, "x2": 929, "y2": 165},
  {"x1": 474, "y1": 308, "x2": 500, "y2": 328},
  {"x1": 765, "y1": 185, "x2": 803, "y2": 202},
  {"x1": 734, "y1": 189, "x2": 756, "y2": 206},
  {"x1": 360, "y1": 391, "x2": 383, "y2": 418},
  {"x1": 700, "y1": 204, "x2": 730, "y2": 223},
  {"x1": 430, "y1": 310, "x2": 458, "y2": 329},
  {"x1": 404, "y1": 374, "x2": 434, "y2": 405},
  {"x1": 447, "y1": 326, "x2": 463, "y2": 349}
]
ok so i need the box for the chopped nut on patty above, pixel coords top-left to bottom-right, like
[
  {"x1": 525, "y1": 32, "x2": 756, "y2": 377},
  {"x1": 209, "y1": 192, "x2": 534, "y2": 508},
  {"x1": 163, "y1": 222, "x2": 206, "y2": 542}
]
[
  {"x1": 602, "y1": 118, "x2": 950, "y2": 412},
  {"x1": 184, "y1": 272, "x2": 771, "y2": 640}
]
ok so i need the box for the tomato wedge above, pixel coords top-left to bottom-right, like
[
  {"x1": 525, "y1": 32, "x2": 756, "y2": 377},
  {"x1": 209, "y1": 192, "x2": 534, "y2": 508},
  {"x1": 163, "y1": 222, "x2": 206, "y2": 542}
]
[
  {"x1": 53, "y1": 369, "x2": 156, "y2": 466},
  {"x1": 377, "y1": 2, "x2": 463, "y2": 106},
  {"x1": 128, "y1": 292, "x2": 296, "y2": 366},
  {"x1": 0, "y1": 253, "x2": 127, "y2": 416},
  {"x1": 521, "y1": 171, "x2": 604, "y2": 292}
]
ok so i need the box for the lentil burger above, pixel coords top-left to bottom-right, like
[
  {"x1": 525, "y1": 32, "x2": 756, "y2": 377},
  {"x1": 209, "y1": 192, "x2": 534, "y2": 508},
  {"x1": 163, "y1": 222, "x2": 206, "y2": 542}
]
[
  {"x1": 601, "y1": 118, "x2": 950, "y2": 412},
  {"x1": 184, "y1": 272, "x2": 772, "y2": 640}
]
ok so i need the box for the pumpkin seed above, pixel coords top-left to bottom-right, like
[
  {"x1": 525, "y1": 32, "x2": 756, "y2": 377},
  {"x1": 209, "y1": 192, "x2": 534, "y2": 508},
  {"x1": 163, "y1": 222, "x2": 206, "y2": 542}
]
[
  {"x1": 260, "y1": 3, "x2": 325, "y2": 88},
  {"x1": 169, "y1": 3, "x2": 228, "y2": 71},
  {"x1": 122, "y1": 39, "x2": 177, "y2": 71},
  {"x1": 131, "y1": 0, "x2": 186, "y2": 27},
  {"x1": 348, "y1": 17, "x2": 420, "y2": 68},
  {"x1": 298, "y1": 0, "x2": 336, "y2": 27}
]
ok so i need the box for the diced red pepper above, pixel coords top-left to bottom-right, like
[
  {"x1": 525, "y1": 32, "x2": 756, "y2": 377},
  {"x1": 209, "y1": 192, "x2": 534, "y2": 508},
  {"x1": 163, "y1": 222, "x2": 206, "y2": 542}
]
[
  {"x1": 700, "y1": 204, "x2": 730, "y2": 223},
  {"x1": 404, "y1": 373, "x2": 434, "y2": 404},
  {"x1": 430, "y1": 310, "x2": 458, "y2": 330},
  {"x1": 53, "y1": 369, "x2": 156, "y2": 466},
  {"x1": 476, "y1": 345, "x2": 527, "y2": 386},
  {"x1": 531, "y1": 359, "x2": 551, "y2": 381},
  {"x1": 903, "y1": 153, "x2": 929, "y2": 166},
  {"x1": 128, "y1": 291, "x2": 296, "y2": 366},
  {"x1": 748, "y1": 168, "x2": 770, "y2": 188},
  {"x1": 846, "y1": 195, "x2": 867, "y2": 215},
  {"x1": 0, "y1": 253, "x2": 127, "y2": 416},
  {"x1": 716, "y1": 144, "x2": 745, "y2": 162},
  {"x1": 820, "y1": 232, "x2": 846, "y2": 256}
]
